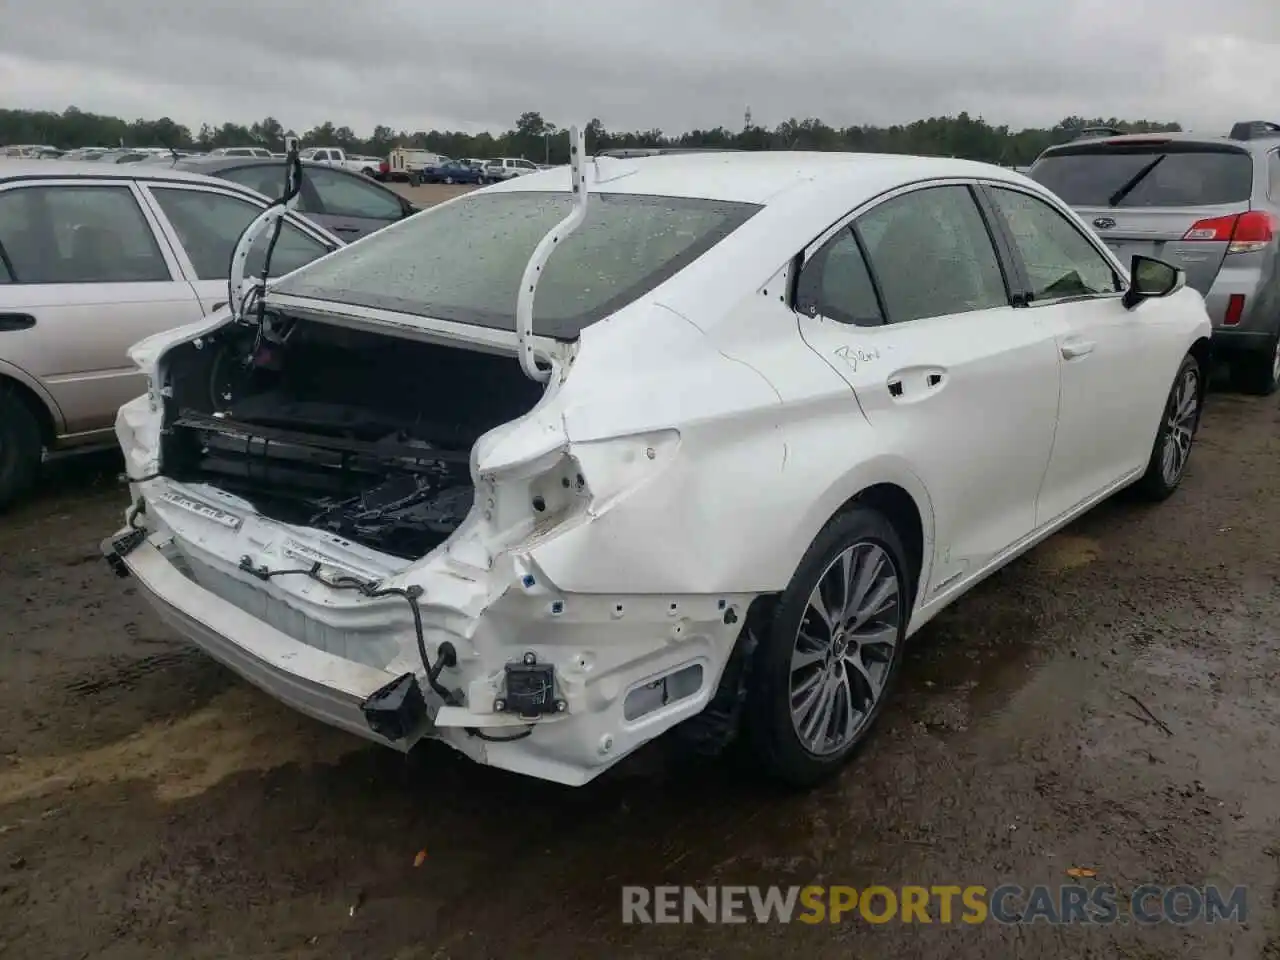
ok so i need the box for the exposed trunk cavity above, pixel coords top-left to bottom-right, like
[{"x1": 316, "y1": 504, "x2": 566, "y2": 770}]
[{"x1": 157, "y1": 315, "x2": 546, "y2": 559}]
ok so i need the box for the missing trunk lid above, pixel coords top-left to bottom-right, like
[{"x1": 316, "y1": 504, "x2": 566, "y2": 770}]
[{"x1": 157, "y1": 315, "x2": 548, "y2": 559}]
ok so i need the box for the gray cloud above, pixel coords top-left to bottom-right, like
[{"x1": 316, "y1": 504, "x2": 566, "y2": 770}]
[{"x1": 2, "y1": 0, "x2": 1278, "y2": 136}]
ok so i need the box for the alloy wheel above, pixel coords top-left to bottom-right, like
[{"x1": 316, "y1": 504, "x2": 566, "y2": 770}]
[
  {"x1": 789, "y1": 542, "x2": 902, "y2": 756},
  {"x1": 1160, "y1": 365, "x2": 1199, "y2": 486}
]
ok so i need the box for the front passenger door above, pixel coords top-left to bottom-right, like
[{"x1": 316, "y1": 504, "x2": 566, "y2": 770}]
[
  {"x1": 794, "y1": 183, "x2": 1063, "y2": 599},
  {"x1": 982, "y1": 184, "x2": 1164, "y2": 522}
]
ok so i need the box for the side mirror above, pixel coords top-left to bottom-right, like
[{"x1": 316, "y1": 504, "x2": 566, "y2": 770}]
[{"x1": 1123, "y1": 254, "x2": 1184, "y2": 310}]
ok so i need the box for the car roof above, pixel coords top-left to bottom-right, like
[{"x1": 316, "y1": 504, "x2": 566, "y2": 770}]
[
  {"x1": 484, "y1": 150, "x2": 1026, "y2": 206},
  {"x1": 171, "y1": 156, "x2": 360, "y2": 175},
  {"x1": 0, "y1": 158, "x2": 265, "y2": 187}
]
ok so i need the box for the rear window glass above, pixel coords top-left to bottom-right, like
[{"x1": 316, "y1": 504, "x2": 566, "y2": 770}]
[
  {"x1": 271, "y1": 191, "x2": 760, "y2": 338},
  {"x1": 1029, "y1": 147, "x2": 1254, "y2": 207}
]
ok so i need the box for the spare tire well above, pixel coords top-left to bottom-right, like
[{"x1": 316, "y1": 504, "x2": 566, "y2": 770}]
[{"x1": 0, "y1": 375, "x2": 55, "y2": 447}]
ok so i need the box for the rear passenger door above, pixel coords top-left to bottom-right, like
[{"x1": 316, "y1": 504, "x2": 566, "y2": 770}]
[
  {"x1": 141, "y1": 183, "x2": 337, "y2": 312},
  {"x1": 0, "y1": 180, "x2": 204, "y2": 435},
  {"x1": 793, "y1": 182, "x2": 1063, "y2": 598}
]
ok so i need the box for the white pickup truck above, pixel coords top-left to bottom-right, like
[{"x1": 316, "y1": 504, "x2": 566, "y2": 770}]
[{"x1": 298, "y1": 147, "x2": 382, "y2": 178}]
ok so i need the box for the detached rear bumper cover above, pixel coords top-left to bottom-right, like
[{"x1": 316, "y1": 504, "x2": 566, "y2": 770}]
[{"x1": 106, "y1": 531, "x2": 412, "y2": 749}]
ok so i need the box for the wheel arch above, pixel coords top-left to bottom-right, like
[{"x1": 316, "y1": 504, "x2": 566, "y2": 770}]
[
  {"x1": 1188, "y1": 336, "x2": 1211, "y2": 414},
  {"x1": 0, "y1": 362, "x2": 64, "y2": 445}
]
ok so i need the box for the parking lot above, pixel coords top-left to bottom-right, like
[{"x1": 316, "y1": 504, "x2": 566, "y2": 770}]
[{"x1": 0, "y1": 338, "x2": 1277, "y2": 959}]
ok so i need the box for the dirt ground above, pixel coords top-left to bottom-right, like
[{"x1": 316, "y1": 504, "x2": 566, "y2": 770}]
[
  {"x1": 2, "y1": 377, "x2": 1279, "y2": 959},
  {"x1": 388, "y1": 181, "x2": 478, "y2": 208}
]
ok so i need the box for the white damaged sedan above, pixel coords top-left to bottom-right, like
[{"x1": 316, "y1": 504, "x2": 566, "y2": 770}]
[{"x1": 104, "y1": 146, "x2": 1211, "y2": 787}]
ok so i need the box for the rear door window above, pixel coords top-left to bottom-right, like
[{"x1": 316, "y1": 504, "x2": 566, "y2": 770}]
[
  {"x1": 1030, "y1": 146, "x2": 1254, "y2": 207},
  {"x1": 855, "y1": 185, "x2": 1009, "y2": 323},
  {"x1": 149, "y1": 186, "x2": 331, "y2": 280},
  {"x1": 303, "y1": 167, "x2": 404, "y2": 220}
]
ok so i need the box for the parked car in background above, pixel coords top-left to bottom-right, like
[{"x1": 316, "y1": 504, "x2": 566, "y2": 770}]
[
  {"x1": 209, "y1": 146, "x2": 274, "y2": 159},
  {"x1": 0, "y1": 160, "x2": 341, "y2": 507},
  {"x1": 2, "y1": 145, "x2": 59, "y2": 158},
  {"x1": 1029, "y1": 120, "x2": 1280, "y2": 394},
  {"x1": 299, "y1": 147, "x2": 382, "y2": 178},
  {"x1": 58, "y1": 148, "x2": 110, "y2": 161},
  {"x1": 482, "y1": 157, "x2": 539, "y2": 181},
  {"x1": 104, "y1": 152, "x2": 1210, "y2": 789},
  {"x1": 382, "y1": 148, "x2": 446, "y2": 182},
  {"x1": 418, "y1": 159, "x2": 483, "y2": 185},
  {"x1": 173, "y1": 155, "x2": 419, "y2": 240}
]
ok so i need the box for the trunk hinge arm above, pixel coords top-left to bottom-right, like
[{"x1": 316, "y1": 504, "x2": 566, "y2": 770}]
[
  {"x1": 228, "y1": 137, "x2": 304, "y2": 324},
  {"x1": 515, "y1": 125, "x2": 588, "y2": 382}
]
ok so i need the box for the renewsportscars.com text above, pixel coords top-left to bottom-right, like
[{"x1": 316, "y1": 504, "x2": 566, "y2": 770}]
[{"x1": 622, "y1": 884, "x2": 1248, "y2": 925}]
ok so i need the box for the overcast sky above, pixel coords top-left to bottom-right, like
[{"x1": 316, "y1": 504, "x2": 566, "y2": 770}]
[{"x1": 2, "y1": 0, "x2": 1278, "y2": 137}]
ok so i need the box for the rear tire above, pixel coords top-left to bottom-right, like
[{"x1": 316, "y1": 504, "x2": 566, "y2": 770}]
[
  {"x1": 1134, "y1": 352, "x2": 1202, "y2": 501},
  {"x1": 744, "y1": 506, "x2": 912, "y2": 788},
  {"x1": 0, "y1": 387, "x2": 43, "y2": 510},
  {"x1": 1230, "y1": 336, "x2": 1280, "y2": 396}
]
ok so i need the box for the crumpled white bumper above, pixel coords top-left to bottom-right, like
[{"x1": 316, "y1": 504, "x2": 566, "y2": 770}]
[
  {"x1": 109, "y1": 529, "x2": 412, "y2": 749},
  {"x1": 105, "y1": 486, "x2": 752, "y2": 787}
]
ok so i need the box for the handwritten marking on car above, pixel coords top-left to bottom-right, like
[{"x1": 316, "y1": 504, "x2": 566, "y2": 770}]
[{"x1": 833, "y1": 346, "x2": 881, "y2": 371}]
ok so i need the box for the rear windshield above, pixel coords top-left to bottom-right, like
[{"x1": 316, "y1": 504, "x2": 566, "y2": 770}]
[
  {"x1": 271, "y1": 190, "x2": 761, "y2": 338},
  {"x1": 1029, "y1": 146, "x2": 1254, "y2": 207}
]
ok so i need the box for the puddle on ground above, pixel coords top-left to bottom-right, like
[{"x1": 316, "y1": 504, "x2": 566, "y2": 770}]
[
  {"x1": 1028, "y1": 534, "x2": 1101, "y2": 574},
  {"x1": 0, "y1": 686, "x2": 362, "y2": 805}
]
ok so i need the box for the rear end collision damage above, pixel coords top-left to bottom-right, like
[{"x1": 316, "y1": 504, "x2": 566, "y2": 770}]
[{"x1": 103, "y1": 128, "x2": 757, "y2": 785}]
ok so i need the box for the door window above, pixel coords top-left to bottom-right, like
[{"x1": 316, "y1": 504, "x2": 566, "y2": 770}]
[
  {"x1": 987, "y1": 187, "x2": 1121, "y2": 300},
  {"x1": 303, "y1": 167, "x2": 404, "y2": 220},
  {"x1": 796, "y1": 228, "x2": 884, "y2": 326},
  {"x1": 855, "y1": 185, "x2": 1008, "y2": 323},
  {"x1": 1269, "y1": 151, "x2": 1280, "y2": 202},
  {"x1": 149, "y1": 187, "x2": 331, "y2": 280},
  {"x1": 0, "y1": 184, "x2": 170, "y2": 284}
]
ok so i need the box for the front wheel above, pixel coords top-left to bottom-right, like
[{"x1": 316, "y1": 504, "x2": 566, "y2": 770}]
[
  {"x1": 444, "y1": 176, "x2": 454, "y2": 184},
  {"x1": 745, "y1": 506, "x2": 912, "y2": 788},
  {"x1": 1134, "y1": 352, "x2": 1202, "y2": 501}
]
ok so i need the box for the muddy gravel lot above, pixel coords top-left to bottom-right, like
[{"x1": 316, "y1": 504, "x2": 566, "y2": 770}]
[{"x1": 2, "y1": 375, "x2": 1279, "y2": 958}]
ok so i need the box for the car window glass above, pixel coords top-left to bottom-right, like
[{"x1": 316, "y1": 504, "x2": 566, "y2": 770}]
[
  {"x1": 218, "y1": 163, "x2": 320, "y2": 214},
  {"x1": 799, "y1": 228, "x2": 883, "y2": 326},
  {"x1": 989, "y1": 187, "x2": 1120, "y2": 299},
  {"x1": 0, "y1": 184, "x2": 169, "y2": 284},
  {"x1": 150, "y1": 187, "x2": 331, "y2": 281},
  {"x1": 303, "y1": 167, "x2": 403, "y2": 220},
  {"x1": 855, "y1": 185, "x2": 1008, "y2": 323},
  {"x1": 1270, "y1": 152, "x2": 1280, "y2": 202},
  {"x1": 1030, "y1": 149, "x2": 1253, "y2": 207},
  {"x1": 273, "y1": 191, "x2": 760, "y2": 337}
]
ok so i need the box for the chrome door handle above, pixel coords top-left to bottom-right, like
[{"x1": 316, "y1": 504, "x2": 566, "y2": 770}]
[{"x1": 1061, "y1": 338, "x2": 1096, "y2": 360}]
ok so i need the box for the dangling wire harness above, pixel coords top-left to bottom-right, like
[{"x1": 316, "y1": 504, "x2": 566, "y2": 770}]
[
  {"x1": 226, "y1": 137, "x2": 305, "y2": 328},
  {"x1": 236, "y1": 557, "x2": 533, "y2": 743}
]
